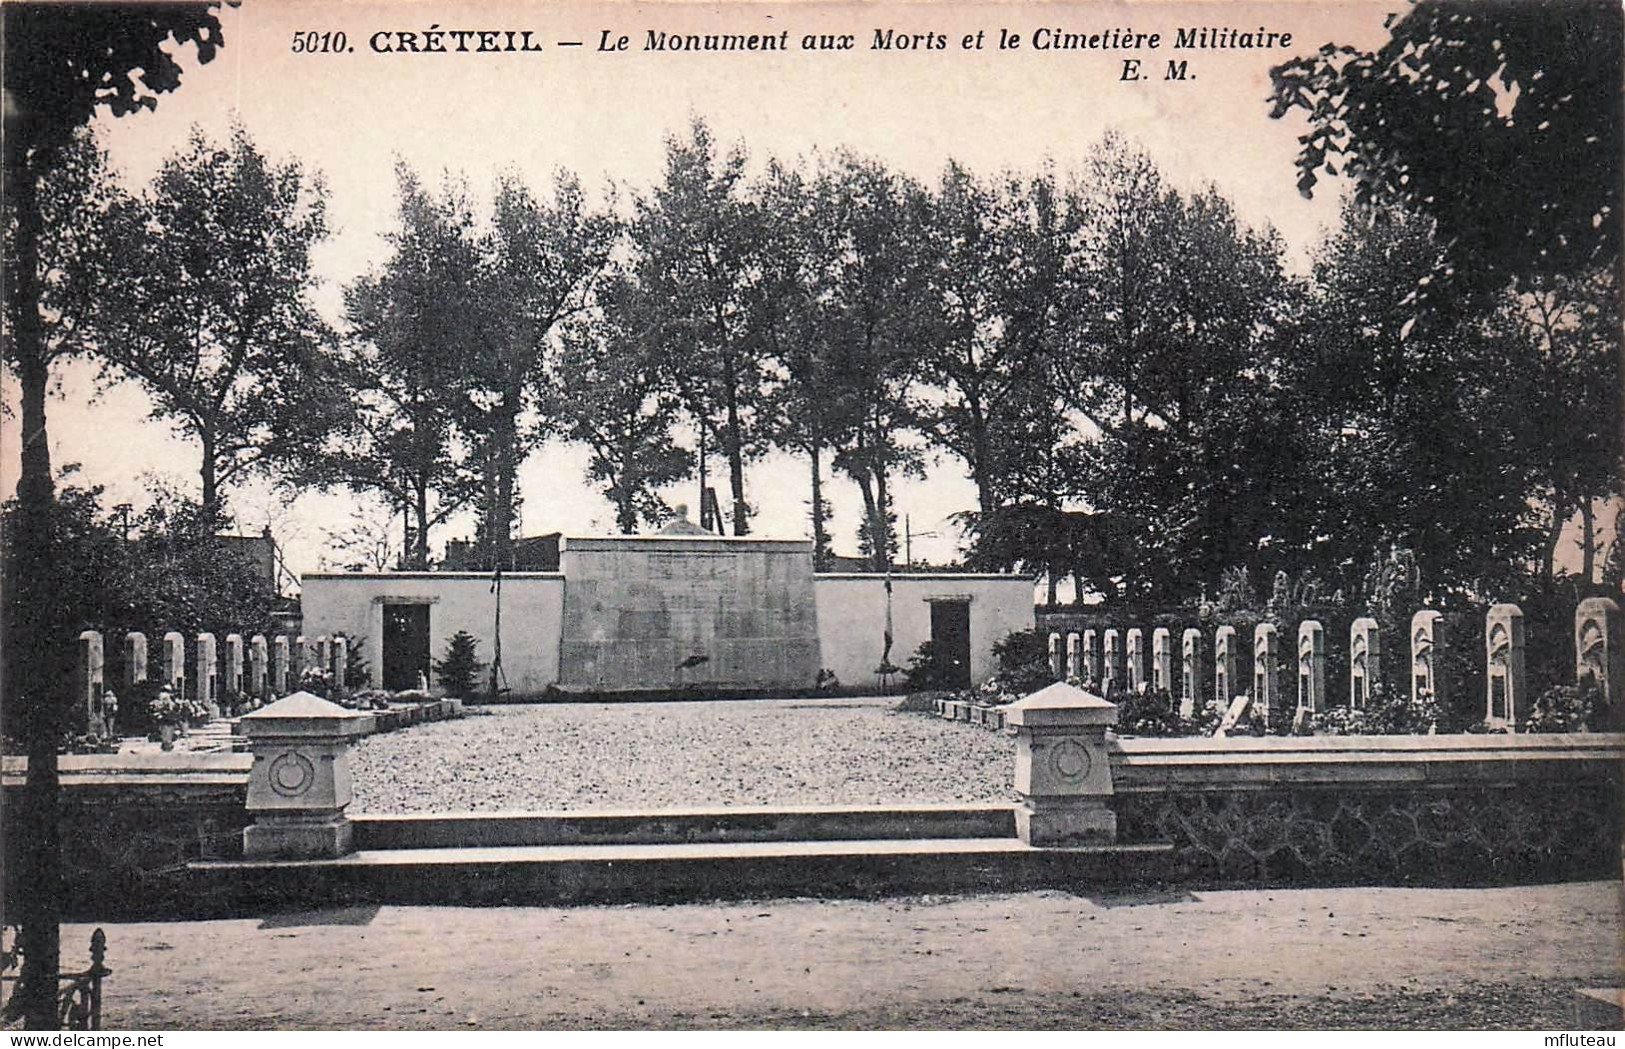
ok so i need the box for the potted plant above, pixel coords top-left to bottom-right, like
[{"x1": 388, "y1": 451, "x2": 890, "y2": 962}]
[{"x1": 148, "y1": 687, "x2": 190, "y2": 750}]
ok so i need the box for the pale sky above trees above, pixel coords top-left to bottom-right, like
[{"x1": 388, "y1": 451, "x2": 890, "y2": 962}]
[{"x1": 17, "y1": 0, "x2": 1593, "y2": 581}]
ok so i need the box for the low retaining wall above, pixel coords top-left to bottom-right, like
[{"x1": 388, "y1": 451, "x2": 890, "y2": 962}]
[
  {"x1": 2, "y1": 753, "x2": 252, "y2": 918},
  {"x1": 1109, "y1": 734, "x2": 1624, "y2": 884},
  {"x1": 4, "y1": 731, "x2": 1619, "y2": 917}
]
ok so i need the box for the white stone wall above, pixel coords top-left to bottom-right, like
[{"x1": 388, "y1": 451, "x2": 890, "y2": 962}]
[
  {"x1": 300, "y1": 573, "x2": 566, "y2": 694},
  {"x1": 812, "y1": 574, "x2": 1035, "y2": 690},
  {"x1": 301, "y1": 569, "x2": 1033, "y2": 695}
]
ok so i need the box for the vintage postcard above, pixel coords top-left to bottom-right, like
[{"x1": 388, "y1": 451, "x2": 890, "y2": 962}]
[{"x1": 2, "y1": 0, "x2": 1620, "y2": 1036}]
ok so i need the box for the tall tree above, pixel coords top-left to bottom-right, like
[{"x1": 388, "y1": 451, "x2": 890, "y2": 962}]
[
  {"x1": 752, "y1": 158, "x2": 857, "y2": 566},
  {"x1": 331, "y1": 164, "x2": 482, "y2": 568},
  {"x1": 460, "y1": 170, "x2": 618, "y2": 567},
  {"x1": 632, "y1": 119, "x2": 767, "y2": 535},
  {"x1": 816, "y1": 154, "x2": 934, "y2": 571},
  {"x1": 1289, "y1": 200, "x2": 1539, "y2": 597},
  {"x1": 1058, "y1": 134, "x2": 1292, "y2": 596},
  {"x1": 1500, "y1": 267, "x2": 1622, "y2": 588},
  {"x1": 83, "y1": 124, "x2": 346, "y2": 516},
  {"x1": 916, "y1": 162, "x2": 1049, "y2": 514},
  {"x1": 556, "y1": 275, "x2": 693, "y2": 533},
  {"x1": 1, "y1": 4, "x2": 225, "y2": 1027}
]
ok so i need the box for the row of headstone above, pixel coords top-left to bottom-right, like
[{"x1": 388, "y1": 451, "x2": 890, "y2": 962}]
[
  {"x1": 76, "y1": 629, "x2": 350, "y2": 738},
  {"x1": 1045, "y1": 595, "x2": 1621, "y2": 732}
]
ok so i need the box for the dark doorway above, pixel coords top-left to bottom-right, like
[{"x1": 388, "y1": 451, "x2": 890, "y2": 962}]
[
  {"x1": 383, "y1": 603, "x2": 431, "y2": 691},
  {"x1": 930, "y1": 599, "x2": 972, "y2": 689}
]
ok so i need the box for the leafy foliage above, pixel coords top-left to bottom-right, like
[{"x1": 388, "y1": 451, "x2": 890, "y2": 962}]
[
  {"x1": 1269, "y1": 0, "x2": 1621, "y2": 291},
  {"x1": 74, "y1": 124, "x2": 347, "y2": 514},
  {"x1": 1522, "y1": 679, "x2": 1605, "y2": 734}
]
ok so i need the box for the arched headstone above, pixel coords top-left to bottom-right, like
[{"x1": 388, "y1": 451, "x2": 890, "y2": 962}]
[
  {"x1": 1411, "y1": 610, "x2": 1446, "y2": 705},
  {"x1": 1214, "y1": 625, "x2": 1238, "y2": 705},
  {"x1": 1350, "y1": 617, "x2": 1380, "y2": 709},
  {"x1": 1151, "y1": 627, "x2": 1172, "y2": 693},
  {"x1": 125, "y1": 631, "x2": 148, "y2": 688},
  {"x1": 1102, "y1": 629, "x2": 1122, "y2": 694},
  {"x1": 195, "y1": 632, "x2": 218, "y2": 718},
  {"x1": 1253, "y1": 623, "x2": 1279, "y2": 721},
  {"x1": 1485, "y1": 604, "x2": 1526, "y2": 729},
  {"x1": 1576, "y1": 597, "x2": 1622, "y2": 719},
  {"x1": 77, "y1": 630, "x2": 105, "y2": 737},
  {"x1": 1180, "y1": 628, "x2": 1203, "y2": 719},
  {"x1": 1297, "y1": 620, "x2": 1326, "y2": 713},
  {"x1": 249, "y1": 634, "x2": 269, "y2": 700},
  {"x1": 1125, "y1": 628, "x2": 1145, "y2": 693}
]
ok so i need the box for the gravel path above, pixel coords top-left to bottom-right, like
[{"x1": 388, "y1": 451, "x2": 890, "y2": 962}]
[{"x1": 349, "y1": 698, "x2": 1015, "y2": 813}]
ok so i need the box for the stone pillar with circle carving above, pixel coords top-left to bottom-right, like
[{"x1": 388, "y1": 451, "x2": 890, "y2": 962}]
[
  {"x1": 240, "y1": 691, "x2": 375, "y2": 859},
  {"x1": 1004, "y1": 681, "x2": 1118, "y2": 846}
]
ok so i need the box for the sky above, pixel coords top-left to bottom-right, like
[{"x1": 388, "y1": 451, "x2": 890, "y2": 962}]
[{"x1": 2, "y1": 0, "x2": 1410, "y2": 584}]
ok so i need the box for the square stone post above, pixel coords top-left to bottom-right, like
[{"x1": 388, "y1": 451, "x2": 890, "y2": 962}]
[
  {"x1": 249, "y1": 635, "x2": 269, "y2": 702},
  {"x1": 1298, "y1": 620, "x2": 1326, "y2": 713},
  {"x1": 1102, "y1": 629, "x2": 1122, "y2": 695},
  {"x1": 1350, "y1": 617, "x2": 1381, "y2": 709},
  {"x1": 317, "y1": 636, "x2": 333, "y2": 679},
  {"x1": 294, "y1": 636, "x2": 311, "y2": 683},
  {"x1": 1151, "y1": 627, "x2": 1172, "y2": 693},
  {"x1": 77, "y1": 631, "x2": 105, "y2": 737},
  {"x1": 1126, "y1": 628, "x2": 1145, "y2": 693},
  {"x1": 1576, "y1": 597, "x2": 1622, "y2": 726},
  {"x1": 1485, "y1": 603, "x2": 1526, "y2": 730},
  {"x1": 1081, "y1": 629, "x2": 1099, "y2": 687},
  {"x1": 272, "y1": 636, "x2": 291, "y2": 696},
  {"x1": 1411, "y1": 610, "x2": 1446, "y2": 705},
  {"x1": 1214, "y1": 625, "x2": 1238, "y2": 706},
  {"x1": 1180, "y1": 628, "x2": 1203, "y2": 719},
  {"x1": 195, "y1": 632, "x2": 218, "y2": 718},
  {"x1": 1005, "y1": 682, "x2": 1118, "y2": 846},
  {"x1": 1048, "y1": 632, "x2": 1063, "y2": 680},
  {"x1": 225, "y1": 634, "x2": 244, "y2": 709},
  {"x1": 241, "y1": 692, "x2": 375, "y2": 859},
  {"x1": 1065, "y1": 632, "x2": 1080, "y2": 679},
  {"x1": 162, "y1": 631, "x2": 186, "y2": 694},
  {"x1": 125, "y1": 631, "x2": 148, "y2": 689},
  {"x1": 1253, "y1": 623, "x2": 1279, "y2": 723}
]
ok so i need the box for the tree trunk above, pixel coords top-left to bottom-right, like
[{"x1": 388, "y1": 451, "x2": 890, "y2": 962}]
[
  {"x1": 1581, "y1": 498, "x2": 1598, "y2": 586},
  {"x1": 853, "y1": 465, "x2": 881, "y2": 569},
  {"x1": 722, "y1": 358, "x2": 749, "y2": 536},
  {"x1": 412, "y1": 481, "x2": 430, "y2": 570},
  {"x1": 199, "y1": 429, "x2": 219, "y2": 518},
  {"x1": 808, "y1": 443, "x2": 828, "y2": 569},
  {"x1": 874, "y1": 458, "x2": 892, "y2": 572},
  {"x1": 490, "y1": 408, "x2": 519, "y2": 570},
  {"x1": 1541, "y1": 497, "x2": 1570, "y2": 589},
  {"x1": 6, "y1": 154, "x2": 65, "y2": 1031}
]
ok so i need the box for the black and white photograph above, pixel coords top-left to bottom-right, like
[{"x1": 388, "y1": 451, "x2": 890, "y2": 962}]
[{"x1": 1, "y1": 0, "x2": 1621, "y2": 1034}]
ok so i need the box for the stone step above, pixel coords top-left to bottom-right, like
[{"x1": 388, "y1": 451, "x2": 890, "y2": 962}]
[
  {"x1": 190, "y1": 838, "x2": 1173, "y2": 909},
  {"x1": 350, "y1": 804, "x2": 1018, "y2": 851}
]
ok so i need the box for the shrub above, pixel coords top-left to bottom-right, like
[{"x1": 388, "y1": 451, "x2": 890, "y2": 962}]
[
  {"x1": 1115, "y1": 687, "x2": 1184, "y2": 736},
  {"x1": 434, "y1": 630, "x2": 485, "y2": 698},
  {"x1": 991, "y1": 629, "x2": 1055, "y2": 696},
  {"x1": 902, "y1": 640, "x2": 957, "y2": 691},
  {"x1": 1522, "y1": 679, "x2": 1604, "y2": 733},
  {"x1": 1310, "y1": 683, "x2": 1462, "y2": 735}
]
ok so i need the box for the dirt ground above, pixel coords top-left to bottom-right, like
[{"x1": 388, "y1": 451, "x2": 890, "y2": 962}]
[{"x1": 73, "y1": 879, "x2": 1621, "y2": 1030}]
